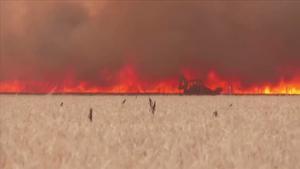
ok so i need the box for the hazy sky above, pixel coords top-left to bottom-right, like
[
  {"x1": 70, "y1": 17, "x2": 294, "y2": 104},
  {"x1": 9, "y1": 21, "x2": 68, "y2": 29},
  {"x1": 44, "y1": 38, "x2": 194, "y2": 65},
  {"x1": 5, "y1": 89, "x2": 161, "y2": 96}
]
[{"x1": 1, "y1": 1, "x2": 300, "y2": 86}]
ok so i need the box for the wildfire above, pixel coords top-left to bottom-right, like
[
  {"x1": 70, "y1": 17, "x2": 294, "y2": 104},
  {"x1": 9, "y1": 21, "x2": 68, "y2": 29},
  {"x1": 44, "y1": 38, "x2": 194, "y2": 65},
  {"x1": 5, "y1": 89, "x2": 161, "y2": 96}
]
[
  {"x1": 181, "y1": 70, "x2": 300, "y2": 95},
  {"x1": 0, "y1": 65, "x2": 299, "y2": 95}
]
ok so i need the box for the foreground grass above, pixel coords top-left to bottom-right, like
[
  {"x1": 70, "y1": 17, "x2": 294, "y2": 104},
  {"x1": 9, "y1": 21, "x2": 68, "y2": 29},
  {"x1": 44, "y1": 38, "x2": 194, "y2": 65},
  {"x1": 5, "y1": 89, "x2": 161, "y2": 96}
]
[{"x1": 0, "y1": 95, "x2": 299, "y2": 169}]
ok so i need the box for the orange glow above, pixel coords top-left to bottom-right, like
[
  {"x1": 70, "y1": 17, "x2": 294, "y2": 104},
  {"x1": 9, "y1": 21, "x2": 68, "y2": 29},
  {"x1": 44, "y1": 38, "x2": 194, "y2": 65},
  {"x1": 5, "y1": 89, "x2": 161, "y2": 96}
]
[{"x1": 1, "y1": 65, "x2": 300, "y2": 95}]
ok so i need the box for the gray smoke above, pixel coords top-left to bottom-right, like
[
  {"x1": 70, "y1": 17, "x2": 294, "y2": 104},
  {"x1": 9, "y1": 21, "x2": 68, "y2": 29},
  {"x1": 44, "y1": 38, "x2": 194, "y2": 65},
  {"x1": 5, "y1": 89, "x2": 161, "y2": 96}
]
[{"x1": 1, "y1": 1, "x2": 300, "y2": 87}]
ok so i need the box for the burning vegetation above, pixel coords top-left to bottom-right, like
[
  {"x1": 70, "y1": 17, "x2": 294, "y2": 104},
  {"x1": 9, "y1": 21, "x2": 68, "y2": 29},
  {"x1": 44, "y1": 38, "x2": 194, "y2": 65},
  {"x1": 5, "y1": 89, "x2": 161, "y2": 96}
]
[
  {"x1": 1, "y1": 1, "x2": 300, "y2": 95},
  {"x1": 0, "y1": 65, "x2": 299, "y2": 95}
]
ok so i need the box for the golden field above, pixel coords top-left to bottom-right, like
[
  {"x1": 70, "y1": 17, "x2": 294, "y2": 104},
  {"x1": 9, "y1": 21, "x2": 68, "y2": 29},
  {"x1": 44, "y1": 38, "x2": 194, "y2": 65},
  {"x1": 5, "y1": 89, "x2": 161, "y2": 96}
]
[{"x1": 0, "y1": 95, "x2": 299, "y2": 169}]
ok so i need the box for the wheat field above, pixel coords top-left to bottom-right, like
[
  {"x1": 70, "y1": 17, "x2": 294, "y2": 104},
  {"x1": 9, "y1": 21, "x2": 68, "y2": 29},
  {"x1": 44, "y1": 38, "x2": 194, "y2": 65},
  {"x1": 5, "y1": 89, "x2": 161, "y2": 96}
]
[{"x1": 0, "y1": 95, "x2": 299, "y2": 169}]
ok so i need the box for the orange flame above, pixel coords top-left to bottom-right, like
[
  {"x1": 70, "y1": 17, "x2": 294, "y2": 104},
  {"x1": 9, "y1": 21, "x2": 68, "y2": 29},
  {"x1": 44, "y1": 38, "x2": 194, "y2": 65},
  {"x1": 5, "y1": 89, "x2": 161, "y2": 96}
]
[{"x1": 1, "y1": 65, "x2": 299, "y2": 95}]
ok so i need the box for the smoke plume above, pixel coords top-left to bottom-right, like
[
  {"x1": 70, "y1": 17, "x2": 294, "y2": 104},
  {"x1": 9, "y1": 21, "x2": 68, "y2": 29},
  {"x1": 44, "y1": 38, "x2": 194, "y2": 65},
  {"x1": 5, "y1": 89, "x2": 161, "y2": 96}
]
[{"x1": 1, "y1": 1, "x2": 300, "y2": 87}]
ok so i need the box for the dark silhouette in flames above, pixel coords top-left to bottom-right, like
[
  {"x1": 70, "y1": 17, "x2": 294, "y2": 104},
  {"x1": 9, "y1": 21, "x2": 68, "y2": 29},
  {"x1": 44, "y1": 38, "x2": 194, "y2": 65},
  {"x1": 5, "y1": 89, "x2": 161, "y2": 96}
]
[{"x1": 178, "y1": 76, "x2": 222, "y2": 95}]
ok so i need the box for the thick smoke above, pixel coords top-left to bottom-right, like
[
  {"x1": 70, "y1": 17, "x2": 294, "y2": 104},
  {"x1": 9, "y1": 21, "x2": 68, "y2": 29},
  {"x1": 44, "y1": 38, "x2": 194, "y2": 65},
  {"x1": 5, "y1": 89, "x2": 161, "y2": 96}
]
[{"x1": 1, "y1": 1, "x2": 300, "y2": 86}]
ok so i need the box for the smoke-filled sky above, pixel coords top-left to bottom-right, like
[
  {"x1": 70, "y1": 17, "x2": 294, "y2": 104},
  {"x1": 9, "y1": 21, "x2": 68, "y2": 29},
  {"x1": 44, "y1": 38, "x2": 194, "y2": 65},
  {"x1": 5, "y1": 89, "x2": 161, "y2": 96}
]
[{"x1": 1, "y1": 1, "x2": 300, "y2": 87}]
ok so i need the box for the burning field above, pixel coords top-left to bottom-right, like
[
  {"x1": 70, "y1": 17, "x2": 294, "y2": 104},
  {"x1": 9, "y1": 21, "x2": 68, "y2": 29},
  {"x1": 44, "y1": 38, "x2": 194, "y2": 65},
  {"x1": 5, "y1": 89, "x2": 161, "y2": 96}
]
[
  {"x1": 1, "y1": 67, "x2": 300, "y2": 95},
  {"x1": 1, "y1": 1, "x2": 300, "y2": 95},
  {"x1": 0, "y1": 95, "x2": 299, "y2": 169}
]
